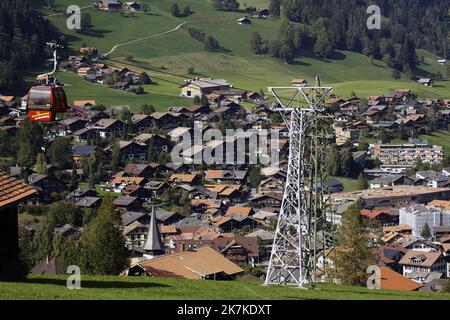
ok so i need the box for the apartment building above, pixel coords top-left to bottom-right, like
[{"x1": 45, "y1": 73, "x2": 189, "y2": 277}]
[
  {"x1": 373, "y1": 143, "x2": 443, "y2": 165},
  {"x1": 334, "y1": 126, "x2": 360, "y2": 146},
  {"x1": 399, "y1": 204, "x2": 450, "y2": 238}
]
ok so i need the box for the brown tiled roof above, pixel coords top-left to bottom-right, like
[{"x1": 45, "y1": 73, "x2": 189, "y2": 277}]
[
  {"x1": 399, "y1": 250, "x2": 443, "y2": 268},
  {"x1": 226, "y1": 206, "x2": 253, "y2": 218},
  {"x1": 0, "y1": 171, "x2": 37, "y2": 209},
  {"x1": 205, "y1": 170, "x2": 224, "y2": 180},
  {"x1": 429, "y1": 200, "x2": 450, "y2": 210},
  {"x1": 138, "y1": 246, "x2": 243, "y2": 279},
  {"x1": 379, "y1": 267, "x2": 422, "y2": 291},
  {"x1": 169, "y1": 174, "x2": 197, "y2": 183},
  {"x1": 112, "y1": 176, "x2": 145, "y2": 185}
]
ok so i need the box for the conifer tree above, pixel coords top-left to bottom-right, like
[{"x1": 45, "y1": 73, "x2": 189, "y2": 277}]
[{"x1": 335, "y1": 204, "x2": 375, "y2": 286}]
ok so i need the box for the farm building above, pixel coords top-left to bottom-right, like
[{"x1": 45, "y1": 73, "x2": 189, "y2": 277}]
[{"x1": 181, "y1": 78, "x2": 231, "y2": 98}]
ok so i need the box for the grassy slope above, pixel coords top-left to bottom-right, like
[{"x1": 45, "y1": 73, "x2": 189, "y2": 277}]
[
  {"x1": 1, "y1": 275, "x2": 450, "y2": 300},
  {"x1": 38, "y1": 0, "x2": 449, "y2": 110}
]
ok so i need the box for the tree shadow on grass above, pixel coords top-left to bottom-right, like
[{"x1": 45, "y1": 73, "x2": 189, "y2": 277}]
[
  {"x1": 10, "y1": 277, "x2": 170, "y2": 289},
  {"x1": 77, "y1": 29, "x2": 113, "y2": 38}
]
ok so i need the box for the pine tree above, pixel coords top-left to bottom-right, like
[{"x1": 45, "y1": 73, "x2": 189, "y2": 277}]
[
  {"x1": 111, "y1": 139, "x2": 121, "y2": 171},
  {"x1": 16, "y1": 120, "x2": 45, "y2": 168},
  {"x1": 200, "y1": 94, "x2": 209, "y2": 106},
  {"x1": 250, "y1": 32, "x2": 264, "y2": 55},
  {"x1": 139, "y1": 72, "x2": 151, "y2": 85},
  {"x1": 47, "y1": 137, "x2": 73, "y2": 169},
  {"x1": 326, "y1": 145, "x2": 342, "y2": 177},
  {"x1": 268, "y1": 0, "x2": 281, "y2": 17},
  {"x1": 70, "y1": 165, "x2": 79, "y2": 190},
  {"x1": 357, "y1": 172, "x2": 368, "y2": 190},
  {"x1": 335, "y1": 204, "x2": 375, "y2": 286},
  {"x1": 34, "y1": 153, "x2": 48, "y2": 175},
  {"x1": 147, "y1": 142, "x2": 156, "y2": 162},
  {"x1": 80, "y1": 196, "x2": 129, "y2": 275},
  {"x1": 421, "y1": 223, "x2": 432, "y2": 239},
  {"x1": 170, "y1": 3, "x2": 180, "y2": 17}
]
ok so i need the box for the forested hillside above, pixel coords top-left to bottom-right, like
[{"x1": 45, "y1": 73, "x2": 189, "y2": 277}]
[
  {"x1": 273, "y1": 0, "x2": 448, "y2": 71},
  {"x1": 0, "y1": 0, "x2": 61, "y2": 94}
]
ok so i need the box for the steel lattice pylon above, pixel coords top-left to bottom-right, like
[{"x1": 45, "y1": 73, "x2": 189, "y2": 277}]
[{"x1": 264, "y1": 77, "x2": 333, "y2": 288}]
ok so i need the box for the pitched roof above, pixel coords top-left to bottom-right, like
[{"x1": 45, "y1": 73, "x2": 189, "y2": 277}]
[
  {"x1": 72, "y1": 145, "x2": 101, "y2": 157},
  {"x1": 169, "y1": 173, "x2": 197, "y2": 183},
  {"x1": 0, "y1": 170, "x2": 37, "y2": 208},
  {"x1": 113, "y1": 196, "x2": 139, "y2": 206},
  {"x1": 111, "y1": 176, "x2": 145, "y2": 185},
  {"x1": 399, "y1": 250, "x2": 443, "y2": 268},
  {"x1": 429, "y1": 200, "x2": 450, "y2": 210},
  {"x1": 121, "y1": 211, "x2": 148, "y2": 226},
  {"x1": 138, "y1": 246, "x2": 243, "y2": 279},
  {"x1": 379, "y1": 267, "x2": 422, "y2": 291},
  {"x1": 226, "y1": 206, "x2": 253, "y2": 218}
]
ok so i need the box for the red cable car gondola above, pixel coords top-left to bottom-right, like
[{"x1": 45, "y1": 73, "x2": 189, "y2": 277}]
[{"x1": 26, "y1": 86, "x2": 68, "y2": 123}]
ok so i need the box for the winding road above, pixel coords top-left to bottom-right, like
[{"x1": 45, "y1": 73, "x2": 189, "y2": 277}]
[{"x1": 102, "y1": 22, "x2": 187, "y2": 57}]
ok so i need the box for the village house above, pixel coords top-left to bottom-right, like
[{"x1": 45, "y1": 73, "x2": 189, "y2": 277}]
[
  {"x1": 123, "y1": 164, "x2": 155, "y2": 179},
  {"x1": 399, "y1": 250, "x2": 447, "y2": 283},
  {"x1": 92, "y1": 119, "x2": 124, "y2": 138},
  {"x1": 72, "y1": 145, "x2": 106, "y2": 164},
  {"x1": 250, "y1": 193, "x2": 283, "y2": 208},
  {"x1": 121, "y1": 211, "x2": 150, "y2": 227},
  {"x1": 117, "y1": 141, "x2": 148, "y2": 162},
  {"x1": 66, "y1": 189, "x2": 97, "y2": 203},
  {"x1": 98, "y1": 0, "x2": 123, "y2": 11},
  {"x1": 105, "y1": 176, "x2": 145, "y2": 193},
  {"x1": 173, "y1": 237, "x2": 259, "y2": 265},
  {"x1": 360, "y1": 208, "x2": 398, "y2": 226},
  {"x1": 27, "y1": 173, "x2": 62, "y2": 204},
  {"x1": 75, "y1": 196, "x2": 102, "y2": 210},
  {"x1": 259, "y1": 176, "x2": 284, "y2": 195},
  {"x1": 126, "y1": 246, "x2": 243, "y2": 280},
  {"x1": 0, "y1": 171, "x2": 37, "y2": 273},
  {"x1": 205, "y1": 170, "x2": 248, "y2": 184},
  {"x1": 151, "y1": 112, "x2": 189, "y2": 130},
  {"x1": 237, "y1": 17, "x2": 252, "y2": 25},
  {"x1": 54, "y1": 118, "x2": 88, "y2": 136},
  {"x1": 369, "y1": 175, "x2": 413, "y2": 189},
  {"x1": 113, "y1": 196, "x2": 143, "y2": 212},
  {"x1": 211, "y1": 215, "x2": 257, "y2": 233},
  {"x1": 169, "y1": 173, "x2": 199, "y2": 186},
  {"x1": 73, "y1": 128, "x2": 96, "y2": 142},
  {"x1": 134, "y1": 133, "x2": 171, "y2": 153},
  {"x1": 181, "y1": 78, "x2": 231, "y2": 98},
  {"x1": 54, "y1": 224, "x2": 83, "y2": 241},
  {"x1": 124, "y1": 1, "x2": 141, "y2": 11},
  {"x1": 131, "y1": 114, "x2": 153, "y2": 133},
  {"x1": 334, "y1": 126, "x2": 360, "y2": 146}
]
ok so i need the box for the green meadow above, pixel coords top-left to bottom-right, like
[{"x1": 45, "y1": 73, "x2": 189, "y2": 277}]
[
  {"x1": 1, "y1": 275, "x2": 449, "y2": 300},
  {"x1": 32, "y1": 0, "x2": 449, "y2": 109}
]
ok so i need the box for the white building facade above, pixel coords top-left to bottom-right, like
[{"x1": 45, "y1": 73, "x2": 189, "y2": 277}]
[{"x1": 399, "y1": 204, "x2": 450, "y2": 238}]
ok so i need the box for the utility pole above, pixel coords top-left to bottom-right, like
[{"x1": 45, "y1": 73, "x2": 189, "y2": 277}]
[{"x1": 264, "y1": 77, "x2": 335, "y2": 288}]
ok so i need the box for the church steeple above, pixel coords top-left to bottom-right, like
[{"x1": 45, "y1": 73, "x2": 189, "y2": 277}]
[{"x1": 143, "y1": 206, "x2": 165, "y2": 259}]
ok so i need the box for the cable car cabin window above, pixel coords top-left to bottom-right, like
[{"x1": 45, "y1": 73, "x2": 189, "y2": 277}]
[
  {"x1": 54, "y1": 88, "x2": 68, "y2": 112},
  {"x1": 28, "y1": 88, "x2": 52, "y2": 110}
]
